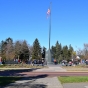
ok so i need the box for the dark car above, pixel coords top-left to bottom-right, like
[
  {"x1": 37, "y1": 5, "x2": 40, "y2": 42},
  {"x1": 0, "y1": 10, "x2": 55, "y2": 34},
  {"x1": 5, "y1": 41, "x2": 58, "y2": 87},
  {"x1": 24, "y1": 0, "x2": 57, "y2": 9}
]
[
  {"x1": 86, "y1": 60, "x2": 88, "y2": 65},
  {"x1": 32, "y1": 59, "x2": 43, "y2": 66}
]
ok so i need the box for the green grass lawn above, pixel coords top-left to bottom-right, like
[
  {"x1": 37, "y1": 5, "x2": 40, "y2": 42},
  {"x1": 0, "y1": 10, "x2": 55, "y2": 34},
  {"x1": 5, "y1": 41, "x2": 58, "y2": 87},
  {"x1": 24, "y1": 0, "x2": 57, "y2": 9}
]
[
  {"x1": 0, "y1": 76, "x2": 22, "y2": 86},
  {"x1": 58, "y1": 76, "x2": 88, "y2": 84}
]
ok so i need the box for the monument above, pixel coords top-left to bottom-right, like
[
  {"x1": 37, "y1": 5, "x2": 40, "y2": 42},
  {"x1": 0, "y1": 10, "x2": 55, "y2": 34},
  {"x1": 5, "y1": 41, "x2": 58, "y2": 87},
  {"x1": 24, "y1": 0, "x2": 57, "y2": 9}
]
[{"x1": 45, "y1": 50, "x2": 53, "y2": 64}]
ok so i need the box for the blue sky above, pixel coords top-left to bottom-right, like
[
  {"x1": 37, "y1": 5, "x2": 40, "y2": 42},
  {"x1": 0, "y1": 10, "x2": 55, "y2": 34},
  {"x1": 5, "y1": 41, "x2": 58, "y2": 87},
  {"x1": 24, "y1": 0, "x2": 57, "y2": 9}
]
[{"x1": 0, "y1": 0, "x2": 88, "y2": 51}]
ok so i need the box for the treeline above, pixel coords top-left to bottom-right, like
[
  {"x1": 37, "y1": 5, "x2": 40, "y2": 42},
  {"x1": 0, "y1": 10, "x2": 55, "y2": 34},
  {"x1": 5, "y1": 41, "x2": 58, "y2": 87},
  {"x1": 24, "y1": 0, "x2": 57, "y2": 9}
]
[
  {"x1": 0, "y1": 37, "x2": 45, "y2": 61},
  {"x1": 0, "y1": 37, "x2": 30, "y2": 61},
  {"x1": 51, "y1": 41, "x2": 76, "y2": 62},
  {"x1": 0, "y1": 37, "x2": 76, "y2": 62}
]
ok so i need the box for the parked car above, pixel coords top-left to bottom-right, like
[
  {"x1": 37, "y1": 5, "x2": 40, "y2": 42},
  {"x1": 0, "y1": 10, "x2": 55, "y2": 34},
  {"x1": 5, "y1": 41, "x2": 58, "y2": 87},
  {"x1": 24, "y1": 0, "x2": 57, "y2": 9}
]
[
  {"x1": 68, "y1": 61, "x2": 72, "y2": 66},
  {"x1": 62, "y1": 60, "x2": 68, "y2": 66},
  {"x1": 62, "y1": 60, "x2": 73, "y2": 66},
  {"x1": 86, "y1": 60, "x2": 88, "y2": 65}
]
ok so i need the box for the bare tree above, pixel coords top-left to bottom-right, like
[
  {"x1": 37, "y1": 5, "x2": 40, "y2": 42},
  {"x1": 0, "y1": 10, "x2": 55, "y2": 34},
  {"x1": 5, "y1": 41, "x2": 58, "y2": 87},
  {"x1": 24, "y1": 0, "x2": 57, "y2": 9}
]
[
  {"x1": 83, "y1": 43, "x2": 88, "y2": 59},
  {"x1": 28, "y1": 44, "x2": 33, "y2": 57},
  {"x1": 0, "y1": 38, "x2": 14, "y2": 60}
]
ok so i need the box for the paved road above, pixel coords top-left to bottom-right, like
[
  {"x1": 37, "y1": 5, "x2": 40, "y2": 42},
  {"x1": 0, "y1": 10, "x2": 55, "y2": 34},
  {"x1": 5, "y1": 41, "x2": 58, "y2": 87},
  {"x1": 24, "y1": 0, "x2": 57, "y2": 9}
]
[
  {"x1": 0, "y1": 69, "x2": 88, "y2": 77},
  {"x1": 19, "y1": 72, "x2": 88, "y2": 77},
  {"x1": 0, "y1": 67, "x2": 88, "y2": 77}
]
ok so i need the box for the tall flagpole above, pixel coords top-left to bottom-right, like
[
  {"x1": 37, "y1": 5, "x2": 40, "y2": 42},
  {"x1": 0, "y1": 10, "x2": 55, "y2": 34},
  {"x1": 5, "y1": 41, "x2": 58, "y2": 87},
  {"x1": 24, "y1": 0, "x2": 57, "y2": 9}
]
[
  {"x1": 48, "y1": 2, "x2": 52, "y2": 64},
  {"x1": 49, "y1": 2, "x2": 51, "y2": 50}
]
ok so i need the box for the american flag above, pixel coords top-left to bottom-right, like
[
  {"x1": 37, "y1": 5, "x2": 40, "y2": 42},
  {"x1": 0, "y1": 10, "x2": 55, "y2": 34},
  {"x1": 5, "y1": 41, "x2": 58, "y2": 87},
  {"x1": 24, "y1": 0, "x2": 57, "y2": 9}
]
[{"x1": 47, "y1": 8, "x2": 50, "y2": 18}]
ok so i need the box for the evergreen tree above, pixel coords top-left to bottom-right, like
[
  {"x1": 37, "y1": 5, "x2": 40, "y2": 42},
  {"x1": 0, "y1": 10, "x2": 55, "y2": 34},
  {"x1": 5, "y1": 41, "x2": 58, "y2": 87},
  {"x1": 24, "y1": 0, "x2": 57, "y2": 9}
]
[
  {"x1": 63, "y1": 45, "x2": 68, "y2": 61},
  {"x1": 0, "y1": 40, "x2": 7, "y2": 59},
  {"x1": 68, "y1": 44, "x2": 74, "y2": 60},
  {"x1": 21, "y1": 40, "x2": 30, "y2": 60},
  {"x1": 42, "y1": 46, "x2": 46, "y2": 58},
  {"x1": 55, "y1": 41, "x2": 61, "y2": 61},
  {"x1": 51, "y1": 45, "x2": 56, "y2": 58},
  {"x1": 32, "y1": 38, "x2": 41, "y2": 59},
  {"x1": 14, "y1": 41, "x2": 22, "y2": 59},
  {"x1": 58, "y1": 43, "x2": 63, "y2": 62}
]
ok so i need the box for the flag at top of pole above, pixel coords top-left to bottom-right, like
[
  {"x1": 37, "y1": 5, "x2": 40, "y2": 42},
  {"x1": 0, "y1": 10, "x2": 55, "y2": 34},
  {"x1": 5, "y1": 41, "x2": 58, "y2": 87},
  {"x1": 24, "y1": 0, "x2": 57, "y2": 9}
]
[
  {"x1": 47, "y1": 9, "x2": 50, "y2": 19},
  {"x1": 47, "y1": 9, "x2": 50, "y2": 15},
  {"x1": 46, "y1": 2, "x2": 51, "y2": 19}
]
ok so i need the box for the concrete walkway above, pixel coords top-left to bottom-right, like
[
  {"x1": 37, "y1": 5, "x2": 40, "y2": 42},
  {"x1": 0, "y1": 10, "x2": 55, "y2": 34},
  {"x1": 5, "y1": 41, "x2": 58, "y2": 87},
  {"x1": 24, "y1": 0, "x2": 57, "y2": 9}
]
[
  {"x1": 3, "y1": 77, "x2": 63, "y2": 88},
  {"x1": 33, "y1": 67, "x2": 66, "y2": 72},
  {"x1": 63, "y1": 83, "x2": 88, "y2": 88},
  {"x1": 33, "y1": 65, "x2": 67, "y2": 72}
]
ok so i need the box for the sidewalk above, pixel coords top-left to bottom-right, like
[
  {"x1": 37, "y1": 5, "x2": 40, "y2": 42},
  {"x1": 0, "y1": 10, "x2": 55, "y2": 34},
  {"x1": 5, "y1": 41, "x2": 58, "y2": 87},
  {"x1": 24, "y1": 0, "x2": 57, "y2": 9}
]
[
  {"x1": 33, "y1": 66, "x2": 67, "y2": 72},
  {"x1": 3, "y1": 77, "x2": 63, "y2": 88},
  {"x1": 63, "y1": 83, "x2": 88, "y2": 88}
]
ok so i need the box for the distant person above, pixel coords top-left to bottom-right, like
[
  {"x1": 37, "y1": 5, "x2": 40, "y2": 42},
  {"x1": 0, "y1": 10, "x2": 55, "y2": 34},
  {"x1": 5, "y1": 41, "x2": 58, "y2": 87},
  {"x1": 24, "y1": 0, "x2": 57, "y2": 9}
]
[
  {"x1": 54, "y1": 59, "x2": 57, "y2": 65},
  {"x1": 18, "y1": 59, "x2": 20, "y2": 64},
  {"x1": 42, "y1": 59, "x2": 44, "y2": 66},
  {"x1": 0, "y1": 57, "x2": 2, "y2": 65},
  {"x1": 16, "y1": 58, "x2": 18, "y2": 64},
  {"x1": 14, "y1": 58, "x2": 16, "y2": 62}
]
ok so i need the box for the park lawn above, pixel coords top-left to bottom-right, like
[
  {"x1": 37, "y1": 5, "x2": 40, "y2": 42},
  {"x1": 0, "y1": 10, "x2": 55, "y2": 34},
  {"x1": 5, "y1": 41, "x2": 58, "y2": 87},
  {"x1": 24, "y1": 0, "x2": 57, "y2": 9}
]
[
  {"x1": 58, "y1": 76, "x2": 88, "y2": 84},
  {"x1": 0, "y1": 64, "x2": 6, "y2": 68},
  {"x1": 62, "y1": 65, "x2": 88, "y2": 71},
  {"x1": 0, "y1": 76, "x2": 22, "y2": 86},
  {"x1": 0, "y1": 64, "x2": 48, "y2": 68}
]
